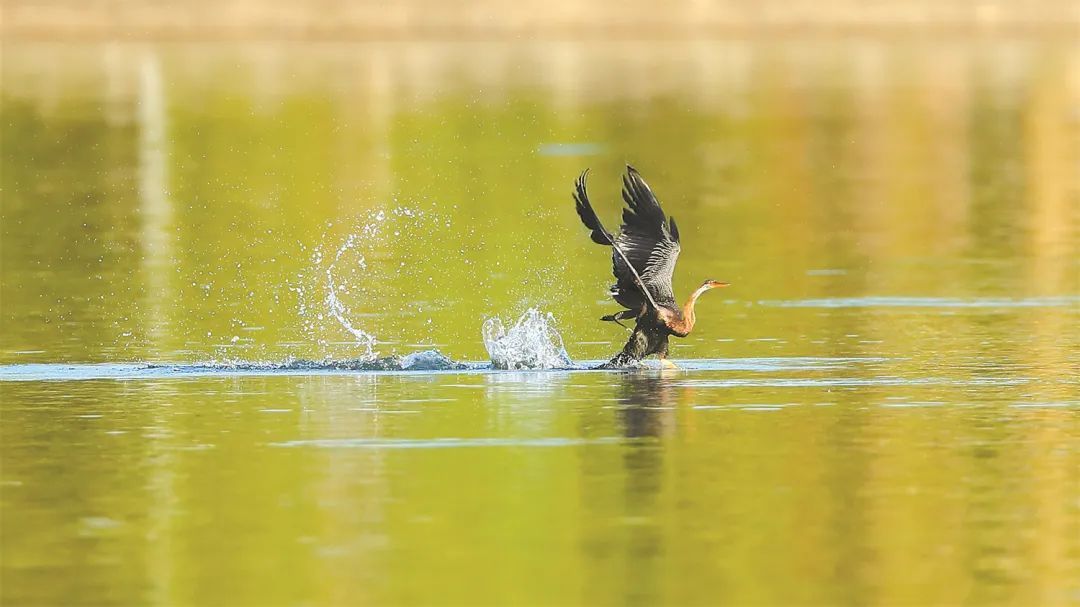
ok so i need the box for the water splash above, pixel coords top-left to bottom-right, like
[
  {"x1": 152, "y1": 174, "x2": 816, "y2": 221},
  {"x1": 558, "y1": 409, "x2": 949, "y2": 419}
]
[
  {"x1": 324, "y1": 230, "x2": 377, "y2": 359},
  {"x1": 298, "y1": 207, "x2": 429, "y2": 361},
  {"x1": 482, "y1": 308, "x2": 573, "y2": 370},
  {"x1": 198, "y1": 349, "x2": 466, "y2": 372}
]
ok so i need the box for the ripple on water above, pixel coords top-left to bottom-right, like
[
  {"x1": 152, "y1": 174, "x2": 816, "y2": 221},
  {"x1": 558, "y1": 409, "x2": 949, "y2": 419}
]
[
  {"x1": 757, "y1": 296, "x2": 1080, "y2": 308},
  {"x1": 270, "y1": 437, "x2": 632, "y2": 449},
  {"x1": 676, "y1": 377, "x2": 1028, "y2": 388},
  {"x1": 0, "y1": 356, "x2": 892, "y2": 381},
  {"x1": 1009, "y1": 401, "x2": 1078, "y2": 409}
]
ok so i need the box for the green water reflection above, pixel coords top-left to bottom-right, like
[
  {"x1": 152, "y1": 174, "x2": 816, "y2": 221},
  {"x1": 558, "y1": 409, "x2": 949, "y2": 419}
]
[{"x1": 1, "y1": 39, "x2": 1077, "y2": 605}]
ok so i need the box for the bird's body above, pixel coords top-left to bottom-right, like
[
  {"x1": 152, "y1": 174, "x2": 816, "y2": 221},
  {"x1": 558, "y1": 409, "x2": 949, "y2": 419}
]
[{"x1": 573, "y1": 166, "x2": 727, "y2": 368}]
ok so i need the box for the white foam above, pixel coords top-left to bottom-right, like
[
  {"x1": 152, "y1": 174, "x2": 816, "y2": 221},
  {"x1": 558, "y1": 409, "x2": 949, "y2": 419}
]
[{"x1": 482, "y1": 309, "x2": 573, "y2": 370}]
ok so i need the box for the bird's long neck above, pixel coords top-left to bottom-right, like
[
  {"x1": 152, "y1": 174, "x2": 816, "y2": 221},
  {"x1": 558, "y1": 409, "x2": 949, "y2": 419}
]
[{"x1": 678, "y1": 283, "x2": 713, "y2": 333}]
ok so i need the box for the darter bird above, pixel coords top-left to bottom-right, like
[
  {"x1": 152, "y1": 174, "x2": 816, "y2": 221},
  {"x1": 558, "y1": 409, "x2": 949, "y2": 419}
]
[{"x1": 573, "y1": 166, "x2": 729, "y2": 368}]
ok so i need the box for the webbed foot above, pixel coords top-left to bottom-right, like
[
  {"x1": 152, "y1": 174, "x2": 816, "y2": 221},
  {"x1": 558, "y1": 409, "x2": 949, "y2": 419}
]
[{"x1": 600, "y1": 314, "x2": 633, "y2": 331}]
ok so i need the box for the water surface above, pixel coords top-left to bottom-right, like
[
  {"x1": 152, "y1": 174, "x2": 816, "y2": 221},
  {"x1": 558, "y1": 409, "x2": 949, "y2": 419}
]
[{"x1": 2, "y1": 38, "x2": 1078, "y2": 605}]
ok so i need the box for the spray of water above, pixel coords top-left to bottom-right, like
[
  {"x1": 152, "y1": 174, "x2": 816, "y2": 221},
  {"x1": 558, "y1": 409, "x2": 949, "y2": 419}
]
[
  {"x1": 324, "y1": 230, "x2": 378, "y2": 360},
  {"x1": 482, "y1": 308, "x2": 573, "y2": 370},
  {"x1": 293, "y1": 207, "x2": 576, "y2": 370},
  {"x1": 297, "y1": 208, "x2": 420, "y2": 361}
]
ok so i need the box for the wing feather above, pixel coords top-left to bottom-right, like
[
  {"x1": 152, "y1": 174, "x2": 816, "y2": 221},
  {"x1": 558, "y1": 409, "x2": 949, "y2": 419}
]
[
  {"x1": 612, "y1": 165, "x2": 681, "y2": 308},
  {"x1": 572, "y1": 170, "x2": 614, "y2": 246}
]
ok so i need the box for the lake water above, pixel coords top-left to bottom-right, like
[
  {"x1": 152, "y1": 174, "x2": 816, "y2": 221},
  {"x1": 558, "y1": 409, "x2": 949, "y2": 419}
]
[{"x1": 2, "y1": 39, "x2": 1078, "y2": 605}]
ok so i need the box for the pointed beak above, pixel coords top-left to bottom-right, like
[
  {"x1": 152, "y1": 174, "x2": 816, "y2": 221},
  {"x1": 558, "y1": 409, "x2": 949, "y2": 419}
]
[{"x1": 707, "y1": 281, "x2": 730, "y2": 289}]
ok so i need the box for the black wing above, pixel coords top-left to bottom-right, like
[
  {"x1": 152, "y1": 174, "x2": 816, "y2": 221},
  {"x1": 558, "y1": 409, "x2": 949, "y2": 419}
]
[
  {"x1": 572, "y1": 170, "x2": 613, "y2": 246},
  {"x1": 613, "y1": 165, "x2": 682, "y2": 308}
]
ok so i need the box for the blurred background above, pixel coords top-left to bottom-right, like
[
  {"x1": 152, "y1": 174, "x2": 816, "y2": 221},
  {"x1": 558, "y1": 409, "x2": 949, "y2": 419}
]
[
  {"x1": 4, "y1": 0, "x2": 1079, "y2": 37},
  {"x1": 2, "y1": 2, "x2": 1078, "y2": 606},
  {"x1": 2, "y1": 0, "x2": 1077, "y2": 363}
]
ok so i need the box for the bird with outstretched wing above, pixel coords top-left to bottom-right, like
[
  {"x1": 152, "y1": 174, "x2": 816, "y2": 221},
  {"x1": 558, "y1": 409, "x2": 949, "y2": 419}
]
[{"x1": 573, "y1": 165, "x2": 728, "y2": 367}]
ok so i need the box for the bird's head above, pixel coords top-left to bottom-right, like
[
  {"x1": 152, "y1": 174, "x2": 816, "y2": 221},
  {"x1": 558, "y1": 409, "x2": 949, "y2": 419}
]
[{"x1": 667, "y1": 281, "x2": 729, "y2": 337}]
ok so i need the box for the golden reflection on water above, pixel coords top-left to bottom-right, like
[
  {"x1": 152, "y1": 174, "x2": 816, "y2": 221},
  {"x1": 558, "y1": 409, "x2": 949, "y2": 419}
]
[
  {"x1": 2, "y1": 39, "x2": 1076, "y2": 363},
  {"x1": 1, "y1": 38, "x2": 1078, "y2": 606}
]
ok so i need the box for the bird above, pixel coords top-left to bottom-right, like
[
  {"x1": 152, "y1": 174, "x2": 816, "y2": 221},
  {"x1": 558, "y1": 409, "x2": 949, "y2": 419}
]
[{"x1": 573, "y1": 165, "x2": 729, "y2": 368}]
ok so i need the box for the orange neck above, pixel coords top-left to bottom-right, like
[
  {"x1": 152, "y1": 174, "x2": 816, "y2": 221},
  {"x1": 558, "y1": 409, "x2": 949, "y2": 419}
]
[{"x1": 669, "y1": 283, "x2": 712, "y2": 336}]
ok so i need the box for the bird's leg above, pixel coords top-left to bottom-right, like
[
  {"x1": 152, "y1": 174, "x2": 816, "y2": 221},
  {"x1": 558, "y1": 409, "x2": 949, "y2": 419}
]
[
  {"x1": 600, "y1": 326, "x2": 648, "y2": 368},
  {"x1": 601, "y1": 310, "x2": 637, "y2": 332},
  {"x1": 659, "y1": 356, "x2": 679, "y2": 370},
  {"x1": 658, "y1": 338, "x2": 678, "y2": 369}
]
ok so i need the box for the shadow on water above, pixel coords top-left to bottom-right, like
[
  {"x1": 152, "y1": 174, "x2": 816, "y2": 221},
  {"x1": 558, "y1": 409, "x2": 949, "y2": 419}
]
[
  {"x1": 618, "y1": 375, "x2": 671, "y2": 604},
  {"x1": 616, "y1": 373, "x2": 677, "y2": 440},
  {"x1": 572, "y1": 373, "x2": 676, "y2": 605}
]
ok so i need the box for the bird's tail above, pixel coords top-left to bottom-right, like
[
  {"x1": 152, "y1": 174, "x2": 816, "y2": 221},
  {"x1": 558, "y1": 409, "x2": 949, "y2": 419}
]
[{"x1": 573, "y1": 170, "x2": 614, "y2": 246}]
